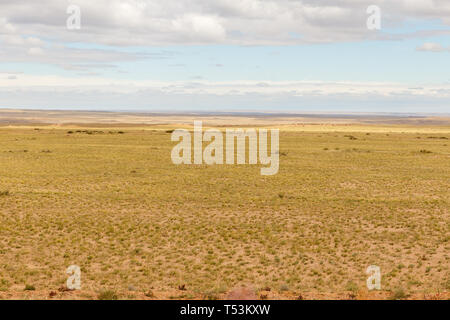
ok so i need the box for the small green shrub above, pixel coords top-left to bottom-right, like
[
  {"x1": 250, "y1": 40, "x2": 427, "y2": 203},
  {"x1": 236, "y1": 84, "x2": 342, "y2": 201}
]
[
  {"x1": 345, "y1": 281, "x2": 358, "y2": 294},
  {"x1": 389, "y1": 287, "x2": 408, "y2": 300},
  {"x1": 98, "y1": 289, "x2": 118, "y2": 300},
  {"x1": 24, "y1": 284, "x2": 35, "y2": 291}
]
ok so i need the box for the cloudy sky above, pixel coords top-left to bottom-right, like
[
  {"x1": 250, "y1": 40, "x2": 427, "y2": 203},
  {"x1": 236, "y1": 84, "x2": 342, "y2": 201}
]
[{"x1": 0, "y1": 0, "x2": 449, "y2": 113}]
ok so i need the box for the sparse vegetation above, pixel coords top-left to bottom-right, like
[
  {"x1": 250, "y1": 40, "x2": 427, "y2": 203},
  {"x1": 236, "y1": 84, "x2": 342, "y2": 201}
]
[
  {"x1": 24, "y1": 284, "x2": 35, "y2": 291},
  {"x1": 0, "y1": 123, "x2": 448, "y2": 300},
  {"x1": 98, "y1": 289, "x2": 118, "y2": 300},
  {"x1": 144, "y1": 290, "x2": 155, "y2": 298},
  {"x1": 345, "y1": 281, "x2": 359, "y2": 294},
  {"x1": 389, "y1": 287, "x2": 408, "y2": 300}
]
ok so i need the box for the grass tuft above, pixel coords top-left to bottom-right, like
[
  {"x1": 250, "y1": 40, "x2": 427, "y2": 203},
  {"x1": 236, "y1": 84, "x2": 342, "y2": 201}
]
[{"x1": 98, "y1": 289, "x2": 118, "y2": 300}]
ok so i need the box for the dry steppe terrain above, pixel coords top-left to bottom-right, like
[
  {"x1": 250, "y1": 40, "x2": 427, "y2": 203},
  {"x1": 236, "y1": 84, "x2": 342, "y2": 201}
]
[{"x1": 0, "y1": 110, "x2": 448, "y2": 300}]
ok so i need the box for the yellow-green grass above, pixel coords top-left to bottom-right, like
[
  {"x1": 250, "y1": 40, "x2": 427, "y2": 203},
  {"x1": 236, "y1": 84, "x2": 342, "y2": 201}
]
[{"x1": 0, "y1": 124, "x2": 449, "y2": 298}]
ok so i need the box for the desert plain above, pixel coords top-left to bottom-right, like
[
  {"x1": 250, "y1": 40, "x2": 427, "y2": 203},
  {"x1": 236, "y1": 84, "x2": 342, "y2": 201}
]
[{"x1": 0, "y1": 109, "x2": 448, "y2": 300}]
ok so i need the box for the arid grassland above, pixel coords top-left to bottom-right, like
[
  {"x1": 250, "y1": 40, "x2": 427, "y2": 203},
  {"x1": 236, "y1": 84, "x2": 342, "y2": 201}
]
[{"x1": 0, "y1": 118, "x2": 449, "y2": 299}]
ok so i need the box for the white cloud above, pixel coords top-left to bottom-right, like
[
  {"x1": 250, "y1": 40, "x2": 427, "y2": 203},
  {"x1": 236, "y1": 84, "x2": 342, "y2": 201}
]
[
  {"x1": 0, "y1": 75, "x2": 448, "y2": 112},
  {"x1": 416, "y1": 42, "x2": 448, "y2": 52},
  {"x1": 0, "y1": 17, "x2": 15, "y2": 33},
  {"x1": 0, "y1": 34, "x2": 43, "y2": 46},
  {"x1": 0, "y1": 1, "x2": 449, "y2": 113},
  {"x1": 0, "y1": 33, "x2": 156, "y2": 68},
  {"x1": 1, "y1": 72, "x2": 449, "y2": 97},
  {"x1": 0, "y1": 1, "x2": 449, "y2": 70},
  {"x1": 27, "y1": 47, "x2": 44, "y2": 55},
  {"x1": 1, "y1": 0, "x2": 450, "y2": 47}
]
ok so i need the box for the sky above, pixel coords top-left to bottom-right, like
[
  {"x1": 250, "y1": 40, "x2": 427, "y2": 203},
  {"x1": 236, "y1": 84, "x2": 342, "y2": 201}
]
[{"x1": 0, "y1": 0, "x2": 449, "y2": 113}]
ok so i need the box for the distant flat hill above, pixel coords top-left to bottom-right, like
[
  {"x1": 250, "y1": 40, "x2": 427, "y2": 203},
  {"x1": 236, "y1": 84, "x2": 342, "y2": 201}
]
[{"x1": 0, "y1": 108, "x2": 449, "y2": 126}]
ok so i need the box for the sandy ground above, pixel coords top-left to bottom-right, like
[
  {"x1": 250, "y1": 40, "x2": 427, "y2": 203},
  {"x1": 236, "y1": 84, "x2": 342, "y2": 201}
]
[{"x1": 1, "y1": 288, "x2": 448, "y2": 300}]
